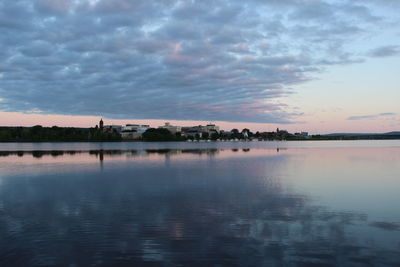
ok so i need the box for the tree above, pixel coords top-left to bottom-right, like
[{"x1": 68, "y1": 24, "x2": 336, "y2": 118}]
[
  {"x1": 231, "y1": 128, "x2": 242, "y2": 139},
  {"x1": 142, "y1": 128, "x2": 181, "y2": 141},
  {"x1": 0, "y1": 126, "x2": 121, "y2": 142},
  {"x1": 210, "y1": 132, "x2": 219, "y2": 140}
]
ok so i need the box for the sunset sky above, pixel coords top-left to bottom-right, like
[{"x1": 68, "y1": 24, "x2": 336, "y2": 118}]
[{"x1": 0, "y1": 0, "x2": 399, "y2": 133}]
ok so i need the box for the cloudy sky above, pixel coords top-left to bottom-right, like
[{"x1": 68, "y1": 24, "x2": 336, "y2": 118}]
[{"x1": 0, "y1": 0, "x2": 399, "y2": 133}]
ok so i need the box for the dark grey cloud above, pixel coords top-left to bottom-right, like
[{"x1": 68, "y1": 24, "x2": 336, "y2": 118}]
[
  {"x1": 0, "y1": 0, "x2": 397, "y2": 123},
  {"x1": 368, "y1": 45, "x2": 400, "y2": 57},
  {"x1": 347, "y1": 112, "x2": 397, "y2": 120}
]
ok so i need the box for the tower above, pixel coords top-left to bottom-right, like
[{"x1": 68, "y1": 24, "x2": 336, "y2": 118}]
[{"x1": 99, "y1": 118, "x2": 104, "y2": 130}]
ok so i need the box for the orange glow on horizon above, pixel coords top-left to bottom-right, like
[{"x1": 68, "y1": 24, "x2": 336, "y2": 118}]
[{"x1": 0, "y1": 111, "x2": 398, "y2": 134}]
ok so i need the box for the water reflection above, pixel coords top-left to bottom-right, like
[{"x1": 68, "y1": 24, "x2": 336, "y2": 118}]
[
  {"x1": 0, "y1": 147, "x2": 399, "y2": 266},
  {"x1": 0, "y1": 148, "x2": 223, "y2": 158}
]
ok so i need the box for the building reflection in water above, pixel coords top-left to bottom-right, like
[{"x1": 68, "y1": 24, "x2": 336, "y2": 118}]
[{"x1": 0, "y1": 148, "x2": 224, "y2": 162}]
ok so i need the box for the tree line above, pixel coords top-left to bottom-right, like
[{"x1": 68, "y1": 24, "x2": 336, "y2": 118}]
[{"x1": 0, "y1": 126, "x2": 121, "y2": 142}]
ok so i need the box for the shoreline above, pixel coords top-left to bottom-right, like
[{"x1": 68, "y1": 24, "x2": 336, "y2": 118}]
[{"x1": 1, "y1": 138, "x2": 400, "y2": 143}]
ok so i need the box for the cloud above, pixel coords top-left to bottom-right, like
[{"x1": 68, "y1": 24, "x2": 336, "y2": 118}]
[
  {"x1": 368, "y1": 45, "x2": 400, "y2": 57},
  {"x1": 0, "y1": 0, "x2": 397, "y2": 123},
  {"x1": 34, "y1": 0, "x2": 75, "y2": 15},
  {"x1": 347, "y1": 112, "x2": 397, "y2": 120}
]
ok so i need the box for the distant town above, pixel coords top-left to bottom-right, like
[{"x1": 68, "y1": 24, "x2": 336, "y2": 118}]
[
  {"x1": 97, "y1": 119, "x2": 310, "y2": 141},
  {"x1": 0, "y1": 118, "x2": 398, "y2": 142}
]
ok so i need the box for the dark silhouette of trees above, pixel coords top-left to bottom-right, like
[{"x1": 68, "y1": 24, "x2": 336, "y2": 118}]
[
  {"x1": 241, "y1": 128, "x2": 253, "y2": 138},
  {"x1": 210, "y1": 132, "x2": 220, "y2": 140},
  {"x1": 231, "y1": 129, "x2": 239, "y2": 134},
  {"x1": 0, "y1": 126, "x2": 121, "y2": 142},
  {"x1": 142, "y1": 128, "x2": 186, "y2": 142},
  {"x1": 230, "y1": 128, "x2": 242, "y2": 139}
]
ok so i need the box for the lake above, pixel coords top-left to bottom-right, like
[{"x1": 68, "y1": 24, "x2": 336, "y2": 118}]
[{"x1": 0, "y1": 141, "x2": 399, "y2": 266}]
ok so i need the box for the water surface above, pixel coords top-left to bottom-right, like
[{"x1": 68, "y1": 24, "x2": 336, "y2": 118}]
[{"x1": 0, "y1": 141, "x2": 399, "y2": 266}]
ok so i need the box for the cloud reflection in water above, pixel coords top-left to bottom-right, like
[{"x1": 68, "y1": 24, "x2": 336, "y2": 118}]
[{"x1": 0, "y1": 148, "x2": 399, "y2": 266}]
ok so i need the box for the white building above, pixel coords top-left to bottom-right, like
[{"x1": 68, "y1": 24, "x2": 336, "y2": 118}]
[
  {"x1": 205, "y1": 124, "x2": 220, "y2": 133},
  {"x1": 121, "y1": 124, "x2": 150, "y2": 140},
  {"x1": 158, "y1": 122, "x2": 181, "y2": 134},
  {"x1": 123, "y1": 124, "x2": 150, "y2": 133}
]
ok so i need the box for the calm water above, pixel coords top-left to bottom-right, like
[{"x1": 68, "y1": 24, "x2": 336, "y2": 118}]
[{"x1": 0, "y1": 141, "x2": 399, "y2": 266}]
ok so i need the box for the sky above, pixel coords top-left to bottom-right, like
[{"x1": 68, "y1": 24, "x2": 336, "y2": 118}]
[{"x1": 0, "y1": 0, "x2": 399, "y2": 133}]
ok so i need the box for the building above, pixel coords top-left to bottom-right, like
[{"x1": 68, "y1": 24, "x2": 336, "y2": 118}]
[
  {"x1": 205, "y1": 124, "x2": 220, "y2": 133},
  {"x1": 123, "y1": 124, "x2": 150, "y2": 133},
  {"x1": 294, "y1": 132, "x2": 309, "y2": 137},
  {"x1": 103, "y1": 125, "x2": 122, "y2": 133},
  {"x1": 158, "y1": 122, "x2": 181, "y2": 134},
  {"x1": 181, "y1": 127, "x2": 202, "y2": 138},
  {"x1": 276, "y1": 128, "x2": 289, "y2": 137},
  {"x1": 181, "y1": 124, "x2": 220, "y2": 138},
  {"x1": 121, "y1": 124, "x2": 150, "y2": 140},
  {"x1": 99, "y1": 118, "x2": 104, "y2": 130}
]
